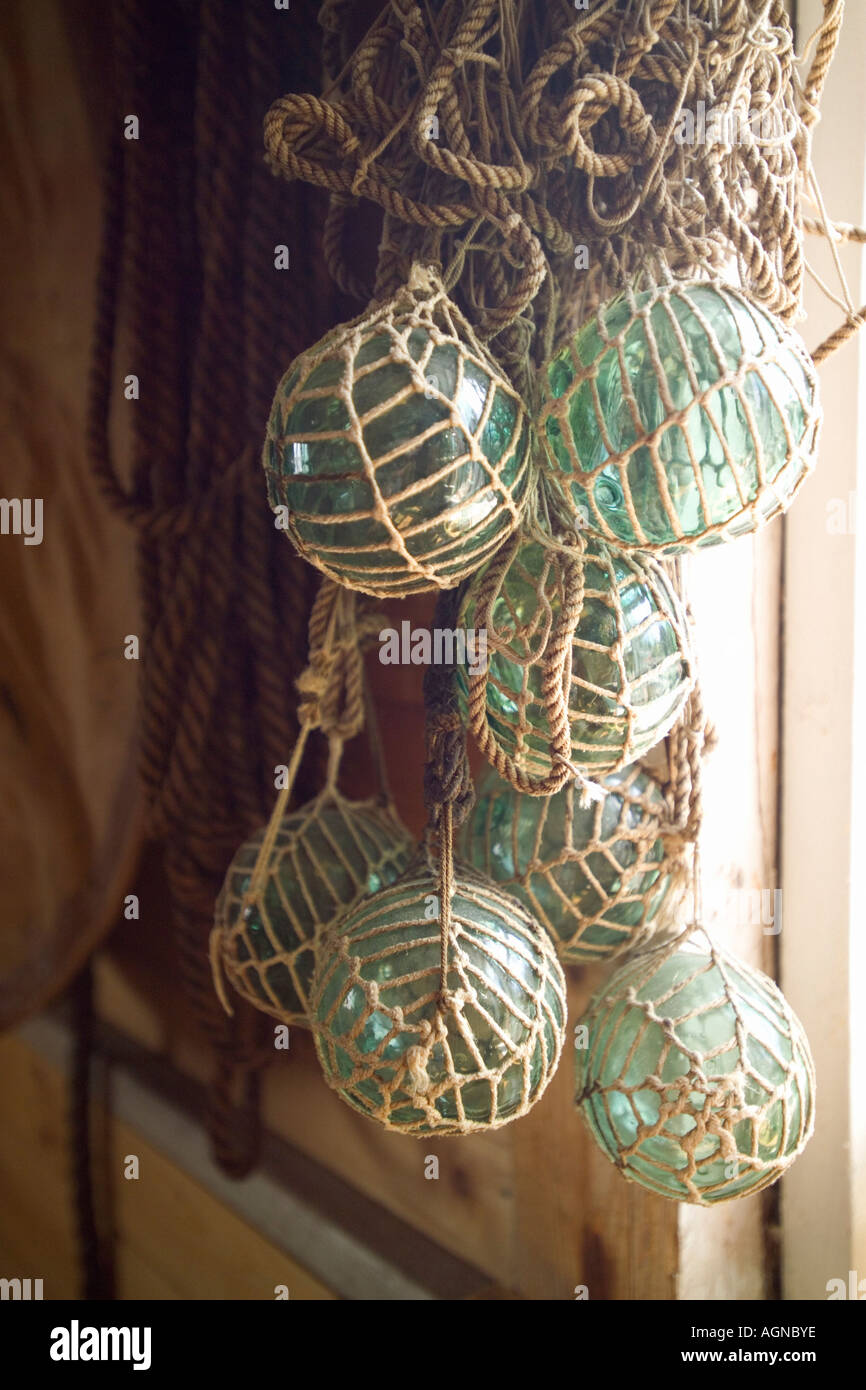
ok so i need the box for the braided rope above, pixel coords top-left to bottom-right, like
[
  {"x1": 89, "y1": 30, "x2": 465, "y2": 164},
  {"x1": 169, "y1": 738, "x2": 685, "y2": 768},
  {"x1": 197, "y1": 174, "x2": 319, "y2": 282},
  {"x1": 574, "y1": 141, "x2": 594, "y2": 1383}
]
[
  {"x1": 263, "y1": 0, "x2": 860, "y2": 400},
  {"x1": 87, "y1": 0, "x2": 330, "y2": 1174}
]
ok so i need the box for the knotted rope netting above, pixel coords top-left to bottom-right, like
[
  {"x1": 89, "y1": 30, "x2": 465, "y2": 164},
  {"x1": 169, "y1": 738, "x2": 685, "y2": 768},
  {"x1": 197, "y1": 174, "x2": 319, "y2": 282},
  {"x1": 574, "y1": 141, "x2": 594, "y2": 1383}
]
[
  {"x1": 458, "y1": 512, "x2": 696, "y2": 796},
  {"x1": 536, "y1": 278, "x2": 823, "y2": 554},
  {"x1": 210, "y1": 1, "x2": 860, "y2": 1160},
  {"x1": 263, "y1": 262, "x2": 533, "y2": 596},
  {"x1": 575, "y1": 926, "x2": 816, "y2": 1203},
  {"x1": 260, "y1": 0, "x2": 860, "y2": 918},
  {"x1": 461, "y1": 760, "x2": 690, "y2": 963}
]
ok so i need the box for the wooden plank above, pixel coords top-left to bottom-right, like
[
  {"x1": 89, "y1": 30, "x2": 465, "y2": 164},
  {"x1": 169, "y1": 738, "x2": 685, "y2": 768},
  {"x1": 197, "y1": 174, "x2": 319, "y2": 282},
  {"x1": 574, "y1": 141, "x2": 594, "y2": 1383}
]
[
  {"x1": 781, "y1": 0, "x2": 866, "y2": 1301},
  {"x1": 19, "y1": 1014, "x2": 512, "y2": 1299},
  {"x1": 675, "y1": 527, "x2": 782, "y2": 1299},
  {"x1": 0, "y1": 1032, "x2": 336, "y2": 1301},
  {"x1": 512, "y1": 969, "x2": 678, "y2": 1300},
  {"x1": 0, "y1": 1038, "x2": 83, "y2": 1298},
  {"x1": 96, "y1": 900, "x2": 517, "y2": 1285},
  {"x1": 109, "y1": 1116, "x2": 336, "y2": 1302},
  {"x1": 259, "y1": 1029, "x2": 515, "y2": 1282}
]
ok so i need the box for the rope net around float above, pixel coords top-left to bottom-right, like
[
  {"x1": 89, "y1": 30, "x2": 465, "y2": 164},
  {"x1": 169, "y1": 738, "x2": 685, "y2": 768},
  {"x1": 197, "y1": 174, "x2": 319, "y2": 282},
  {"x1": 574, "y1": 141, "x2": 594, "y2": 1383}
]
[
  {"x1": 264, "y1": 264, "x2": 533, "y2": 597},
  {"x1": 213, "y1": 790, "x2": 414, "y2": 1026},
  {"x1": 210, "y1": 577, "x2": 415, "y2": 1026},
  {"x1": 311, "y1": 854, "x2": 567, "y2": 1134},
  {"x1": 537, "y1": 278, "x2": 823, "y2": 554},
  {"x1": 575, "y1": 927, "x2": 816, "y2": 1204},
  {"x1": 458, "y1": 522, "x2": 696, "y2": 796},
  {"x1": 461, "y1": 760, "x2": 691, "y2": 964},
  {"x1": 305, "y1": 606, "x2": 568, "y2": 1136}
]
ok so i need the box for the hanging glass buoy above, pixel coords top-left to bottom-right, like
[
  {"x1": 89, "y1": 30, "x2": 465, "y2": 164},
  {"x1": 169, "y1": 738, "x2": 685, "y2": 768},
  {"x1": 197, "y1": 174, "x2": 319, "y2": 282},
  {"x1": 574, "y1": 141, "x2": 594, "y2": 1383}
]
[
  {"x1": 575, "y1": 935, "x2": 815, "y2": 1203},
  {"x1": 264, "y1": 264, "x2": 533, "y2": 596},
  {"x1": 311, "y1": 861, "x2": 567, "y2": 1132},
  {"x1": 212, "y1": 791, "x2": 413, "y2": 1026},
  {"x1": 537, "y1": 281, "x2": 821, "y2": 552},
  {"x1": 458, "y1": 763, "x2": 684, "y2": 962},
  {"x1": 455, "y1": 534, "x2": 694, "y2": 779}
]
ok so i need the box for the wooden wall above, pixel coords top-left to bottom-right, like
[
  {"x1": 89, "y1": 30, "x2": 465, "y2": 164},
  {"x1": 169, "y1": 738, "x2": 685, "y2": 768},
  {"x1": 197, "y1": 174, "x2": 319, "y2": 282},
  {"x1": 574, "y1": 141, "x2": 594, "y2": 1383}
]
[{"x1": 0, "y1": 1031, "x2": 335, "y2": 1300}]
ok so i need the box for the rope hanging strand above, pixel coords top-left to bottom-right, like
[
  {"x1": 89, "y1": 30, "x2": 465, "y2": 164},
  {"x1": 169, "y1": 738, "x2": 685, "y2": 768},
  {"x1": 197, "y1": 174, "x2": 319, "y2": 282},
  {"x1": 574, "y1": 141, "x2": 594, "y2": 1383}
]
[
  {"x1": 423, "y1": 582, "x2": 476, "y2": 1007},
  {"x1": 656, "y1": 558, "x2": 716, "y2": 934},
  {"x1": 209, "y1": 576, "x2": 414, "y2": 1025},
  {"x1": 88, "y1": 0, "x2": 352, "y2": 1176}
]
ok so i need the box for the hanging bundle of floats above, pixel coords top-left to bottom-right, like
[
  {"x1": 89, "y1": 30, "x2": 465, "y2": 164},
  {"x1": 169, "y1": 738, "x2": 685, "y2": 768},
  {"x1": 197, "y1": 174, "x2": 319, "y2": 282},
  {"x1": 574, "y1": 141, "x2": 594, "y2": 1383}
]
[{"x1": 209, "y1": 0, "x2": 863, "y2": 1203}]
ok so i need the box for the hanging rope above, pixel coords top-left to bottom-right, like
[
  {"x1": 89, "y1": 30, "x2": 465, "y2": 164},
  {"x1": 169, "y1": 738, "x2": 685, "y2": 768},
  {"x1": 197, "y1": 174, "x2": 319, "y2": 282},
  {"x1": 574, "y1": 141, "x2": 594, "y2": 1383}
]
[
  {"x1": 265, "y1": 0, "x2": 863, "y2": 402},
  {"x1": 422, "y1": 585, "x2": 476, "y2": 830},
  {"x1": 87, "y1": 0, "x2": 334, "y2": 1176}
]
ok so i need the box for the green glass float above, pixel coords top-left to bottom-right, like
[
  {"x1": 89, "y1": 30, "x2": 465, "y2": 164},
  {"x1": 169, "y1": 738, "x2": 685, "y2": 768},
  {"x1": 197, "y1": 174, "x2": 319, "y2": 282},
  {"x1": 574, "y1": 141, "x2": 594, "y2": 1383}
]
[
  {"x1": 575, "y1": 935, "x2": 815, "y2": 1203},
  {"x1": 455, "y1": 535, "x2": 693, "y2": 776},
  {"x1": 212, "y1": 791, "x2": 413, "y2": 1026},
  {"x1": 537, "y1": 280, "x2": 821, "y2": 553},
  {"x1": 264, "y1": 265, "x2": 532, "y2": 597},
  {"x1": 458, "y1": 763, "x2": 683, "y2": 963},
  {"x1": 311, "y1": 861, "x2": 567, "y2": 1133}
]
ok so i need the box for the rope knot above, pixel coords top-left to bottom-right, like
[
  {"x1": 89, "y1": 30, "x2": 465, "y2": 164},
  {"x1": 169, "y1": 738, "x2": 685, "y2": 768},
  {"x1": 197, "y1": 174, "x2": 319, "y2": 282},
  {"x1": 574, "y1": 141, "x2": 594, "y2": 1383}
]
[{"x1": 405, "y1": 1043, "x2": 432, "y2": 1095}]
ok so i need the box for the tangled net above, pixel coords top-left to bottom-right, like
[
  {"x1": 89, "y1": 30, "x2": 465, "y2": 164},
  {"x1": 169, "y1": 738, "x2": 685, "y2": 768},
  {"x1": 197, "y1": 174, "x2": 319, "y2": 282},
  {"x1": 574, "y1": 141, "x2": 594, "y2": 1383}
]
[
  {"x1": 262, "y1": 0, "x2": 857, "y2": 863},
  {"x1": 265, "y1": 0, "x2": 861, "y2": 402}
]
